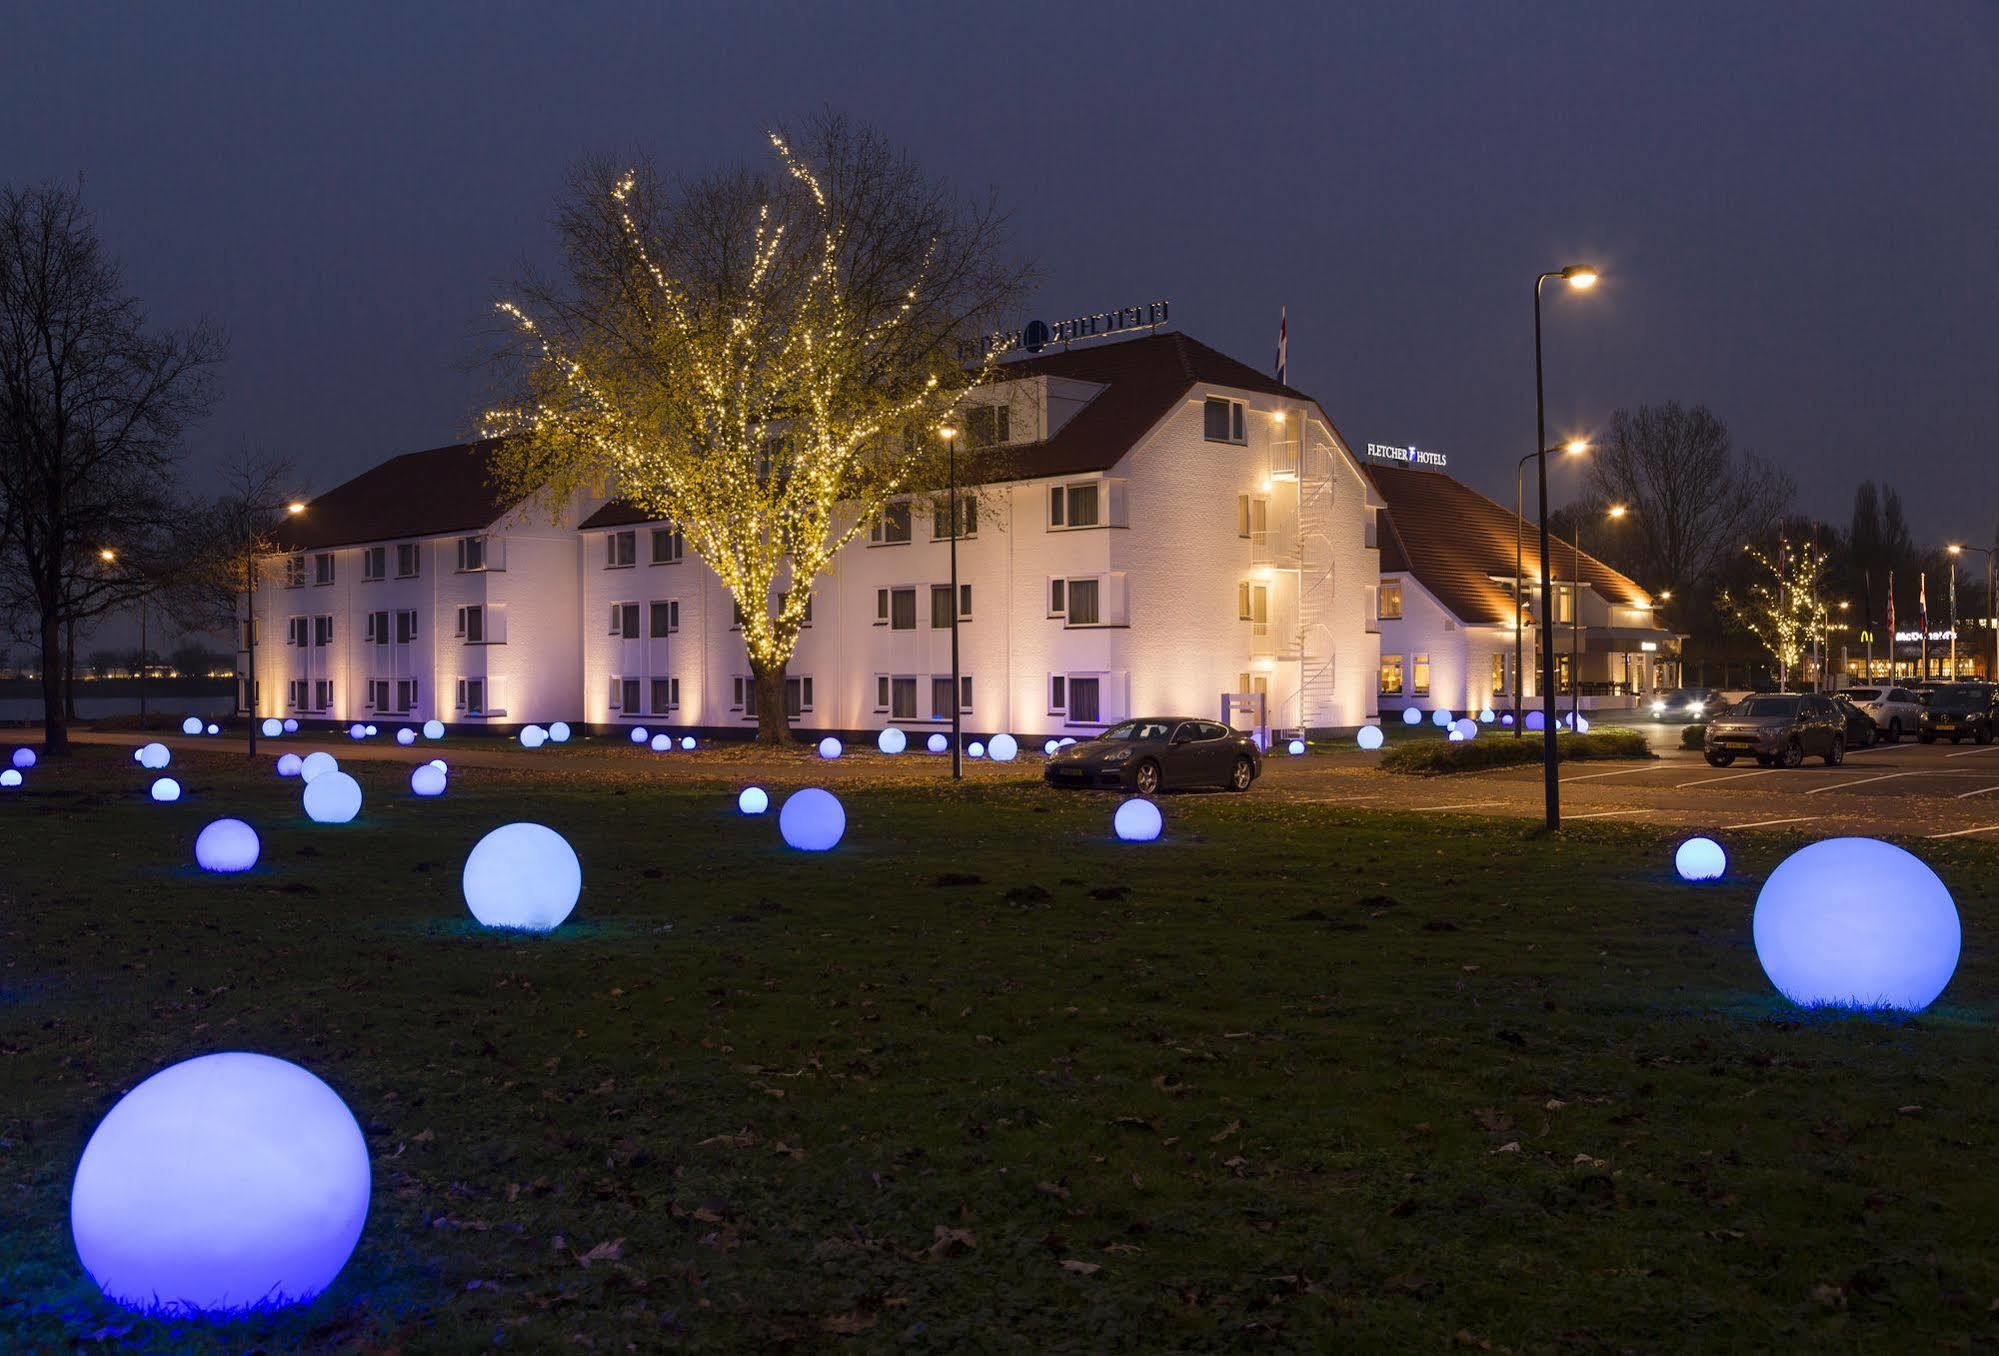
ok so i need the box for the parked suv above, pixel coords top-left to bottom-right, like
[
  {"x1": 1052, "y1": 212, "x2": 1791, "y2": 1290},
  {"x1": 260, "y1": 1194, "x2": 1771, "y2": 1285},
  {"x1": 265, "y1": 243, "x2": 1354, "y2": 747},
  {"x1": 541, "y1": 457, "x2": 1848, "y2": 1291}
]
[
  {"x1": 1840, "y1": 686, "x2": 1923, "y2": 743},
  {"x1": 1918, "y1": 683, "x2": 1999, "y2": 745},
  {"x1": 1702, "y1": 693, "x2": 1846, "y2": 767}
]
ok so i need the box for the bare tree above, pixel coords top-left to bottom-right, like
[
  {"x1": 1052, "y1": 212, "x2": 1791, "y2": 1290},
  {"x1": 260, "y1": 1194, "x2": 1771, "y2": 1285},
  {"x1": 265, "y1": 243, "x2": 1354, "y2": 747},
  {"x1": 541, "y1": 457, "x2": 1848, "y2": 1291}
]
[
  {"x1": 0, "y1": 181, "x2": 223, "y2": 752},
  {"x1": 1581, "y1": 403, "x2": 1794, "y2": 597},
  {"x1": 487, "y1": 114, "x2": 1029, "y2": 741}
]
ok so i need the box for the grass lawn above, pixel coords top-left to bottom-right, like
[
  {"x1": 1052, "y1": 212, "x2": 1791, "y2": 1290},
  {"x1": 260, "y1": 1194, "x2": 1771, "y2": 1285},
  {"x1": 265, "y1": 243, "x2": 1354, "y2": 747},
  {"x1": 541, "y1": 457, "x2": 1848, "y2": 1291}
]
[{"x1": 4, "y1": 745, "x2": 1998, "y2": 1350}]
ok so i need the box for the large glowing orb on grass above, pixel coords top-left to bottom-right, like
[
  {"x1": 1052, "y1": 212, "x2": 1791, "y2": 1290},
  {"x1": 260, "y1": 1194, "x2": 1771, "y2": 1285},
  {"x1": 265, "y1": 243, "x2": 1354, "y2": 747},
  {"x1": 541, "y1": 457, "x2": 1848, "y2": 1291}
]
[
  {"x1": 276, "y1": 754, "x2": 303, "y2": 778},
  {"x1": 650, "y1": 733, "x2": 671, "y2": 752},
  {"x1": 1357, "y1": 725, "x2": 1384, "y2": 751},
  {"x1": 779, "y1": 787, "x2": 845, "y2": 851},
  {"x1": 989, "y1": 733, "x2": 1019, "y2": 762},
  {"x1": 395, "y1": 728, "x2": 415, "y2": 746},
  {"x1": 182, "y1": 717, "x2": 203, "y2": 735},
  {"x1": 195, "y1": 819, "x2": 259, "y2": 873},
  {"x1": 1675, "y1": 836, "x2": 1727, "y2": 882},
  {"x1": 520, "y1": 725, "x2": 547, "y2": 749},
  {"x1": 549, "y1": 722, "x2": 571, "y2": 743},
  {"x1": 423, "y1": 719, "x2": 444, "y2": 740},
  {"x1": 260, "y1": 719, "x2": 282, "y2": 738},
  {"x1": 410, "y1": 765, "x2": 446, "y2": 797},
  {"x1": 1525, "y1": 710, "x2": 1547, "y2": 731},
  {"x1": 818, "y1": 737, "x2": 842, "y2": 760},
  {"x1": 0, "y1": 769, "x2": 20, "y2": 789},
  {"x1": 1401, "y1": 707, "x2": 1421, "y2": 726},
  {"x1": 1452, "y1": 718, "x2": 1478, "y2": 741},
  {"x1": 877, "y1": 727, "x2": 907, "y2": 755},
  {"x1": 12, "y1": 747, "x2": 36, "y2": 769},
  {"x1": 629, "y1": 727, "x2": 649, "y2": 744},
  {"x1": 1114, "y1": 797, "x2": 1163, "y2": 842},
  {"x1": 302, "y1": 771, "x2": 362, "y2": 825},
  {"x1": 462, "y1": 823, "x2": 581, "y2": 931},
  {"x1": 927, "y1": 733, "x2": 948, "y2": 753},
  {"x1": 140, "y1": 742, "x2": 171, "y2": 769},
  {"x1": 1287, "y1": 740, "x2": 1305, "y2": 756},
  {"x1": 1753, "y1": 837, "x2": 1960, "y2": 1011},
  {"x1": 151, "y1": 778, "x2": 181, "y2": 803},
  {"x1": 738, "y1": 786, "x2": 768, "y2": 815},
  {"x1": 70, "y1": 1052, "x2": 369, "y2": 1316},
  {"x1": 299, "y1": 751, "x2": 337, "y2": 783}
]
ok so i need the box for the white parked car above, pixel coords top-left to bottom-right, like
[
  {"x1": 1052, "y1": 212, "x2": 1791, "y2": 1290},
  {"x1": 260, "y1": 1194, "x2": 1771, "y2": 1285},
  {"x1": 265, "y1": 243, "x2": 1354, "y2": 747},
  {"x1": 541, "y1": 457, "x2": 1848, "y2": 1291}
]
[{"x1": 1840, "y1": 686, "x2": 1923, "y2": 743}]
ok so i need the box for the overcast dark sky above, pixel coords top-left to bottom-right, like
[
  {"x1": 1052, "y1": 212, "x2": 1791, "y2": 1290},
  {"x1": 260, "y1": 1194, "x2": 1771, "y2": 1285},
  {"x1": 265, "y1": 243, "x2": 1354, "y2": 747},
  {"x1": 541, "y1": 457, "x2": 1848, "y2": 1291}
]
[{"x1": 9, "y1": 0, "x2": 1996, "y2": 542}]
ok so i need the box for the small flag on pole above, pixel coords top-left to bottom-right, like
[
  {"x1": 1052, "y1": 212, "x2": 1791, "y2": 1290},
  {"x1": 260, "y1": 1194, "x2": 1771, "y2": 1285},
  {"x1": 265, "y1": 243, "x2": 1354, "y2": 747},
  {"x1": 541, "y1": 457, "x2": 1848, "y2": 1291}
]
[{"x1": 1274, "y1": 307, "x2": 1288, "y2": 385}]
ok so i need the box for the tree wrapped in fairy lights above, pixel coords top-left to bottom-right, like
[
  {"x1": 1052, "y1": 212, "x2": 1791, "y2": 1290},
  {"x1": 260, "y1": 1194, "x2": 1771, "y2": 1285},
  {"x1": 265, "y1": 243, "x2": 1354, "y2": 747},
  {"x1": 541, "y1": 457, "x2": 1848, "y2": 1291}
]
[
  {"x1": 486, "y1": 116, "x2": 1026, "y2": 740},
  {"x1": 1722, "y1": 538, "x2": 1832, "y2": 690}
]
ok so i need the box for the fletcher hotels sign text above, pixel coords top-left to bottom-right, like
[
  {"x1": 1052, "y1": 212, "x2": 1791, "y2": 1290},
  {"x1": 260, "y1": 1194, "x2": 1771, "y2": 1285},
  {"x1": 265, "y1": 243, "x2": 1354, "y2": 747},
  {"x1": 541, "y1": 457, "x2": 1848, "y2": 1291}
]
[{"x1": 1364, "y1": 442, "x2": 1448, "y2": 469}]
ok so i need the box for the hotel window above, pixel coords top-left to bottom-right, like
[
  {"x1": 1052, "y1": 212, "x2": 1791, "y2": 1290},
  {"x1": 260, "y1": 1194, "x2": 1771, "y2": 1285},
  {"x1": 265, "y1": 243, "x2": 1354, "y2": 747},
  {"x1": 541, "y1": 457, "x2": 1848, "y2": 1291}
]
[
  {"x1": 457, "y1": 604, "x2": 485, "y2": 644},
  {"x1": 1049, "y1": 481, "x2": 1099, "y2": 529},
  {"x1": 1237, "y1": 672, "x2": 1269, "y2": 698},
  {"x1": 650, "y1": 676, "x2": 678, "y2": 714},
  {"x1": 1412, "y1": 654, "x2": 1432, "y2": 698},
  {"x1": 362, "y1": 546, "x2": 386, "y2": 581},
  {"x1": 1378, "y1": 580, "x2": 1403, "y2": 621},
  {"x1": 964, "y1": 403, "x2": 1010, "y2": 449},
  {"x1": 786, "y1": 676, "x2": 813, "y2": 717},
  {"x1": 1048, "y1": 675, "x2": 1066, "y2": 713},
  {"x1": 875, "y1": 675, "x2": 889, "y2": 711},
  {"x1": 314, "y1": 552, "x2": 335, "y2": 585},
  {"x1": 1554, "y1": 584, "x2": 1575, "y2": 625},
  {"x1": 650, "y1": 600, "x2": 679, "y2": 637},
  {"x1": 395, "y1": 679, "x2": 418, "y2": 714},
  {"x1": 890, "y1": 675, "x2": 918, "y2": 720},
  {"x1": 395, "y1": 610, "x2": 417, "y2": 644},
  {"x1": 1204, "y1": 397, "x2": 1247, "y2": 444},
  {"x1": 869, "y1": 500, "x2": 913, "y2": 545},
  {"x1": 456, "y1": 678, "x2": 485, "y2": 715},
  {"x1": 287, "y1": 679, "x2": 307, "y2": 709},
  {"x1": 1235, "y1": 494, "x2": 1268, "y2": 541},
  {"x1": 930, "y1": 493, "x2": 977, "y2": 540},
  {"x1": 396, "y1": 543, "x2": 421, "y2": 578},
  {"x1": 285, "y1": 554, "x2": 306, "y2": 588},
  {"x1": 1492, "y1": 653, "x2": 1508, "y2": 695},
  {"x1": 1068, "y1": 676, "x2": 1101, "y2": 724},
  {"x1": 1379, "y1": 656, "x2": 1405, "y2": 696},
  {"x1": 364, "y1": 610, "x2": 390, "y2": 645},
  {"x1": 1237, "y1": 581, "x2": 1269, "y2": 633},
  {"x1": 313, "y1": 679, "x2": 333, "y2": 711},
  {"x1": 651, "y1": 525, "x2": 684, "y2": 563},
  {"x1": 1064, "y1": 577, "x2": 1100, "y2": 626},
  {"x1": 929, "y1": 675, "x2": 973, "y2": 718},
  {"x1": 606, "y1": 531, "x2": 636, "y2": 568},
  {"x1": 455, "y1": 535, "x2": 486, "y2": 572},
  {"x1": 609, "y1": 602, "x2": 640, "y2": 638},
  {"x1": 620, "y1": 677, "x2": 641, "y2": 713},
  {"x1": 366, "y1": 679, "x2": 390, "y2": 710},
  {"x1": 887, "y1": 586, "x2": 917, "y2": 630},
  {"x1": 286, "y1": 616, "x2": 309, "y2": 648},
  {"x1": 929, "y1": 584, "x2": 970, "y2": 629},
  {"x1": 313, "y1": 615, "x2": 333, "y2": 647}
]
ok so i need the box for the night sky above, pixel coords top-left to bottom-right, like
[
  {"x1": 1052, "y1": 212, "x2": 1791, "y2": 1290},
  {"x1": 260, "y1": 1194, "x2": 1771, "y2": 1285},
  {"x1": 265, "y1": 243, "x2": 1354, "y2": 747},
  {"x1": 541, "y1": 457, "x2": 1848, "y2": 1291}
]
[{"x1": 9, "y1": 1, "x2": 1996, "y2": 541}]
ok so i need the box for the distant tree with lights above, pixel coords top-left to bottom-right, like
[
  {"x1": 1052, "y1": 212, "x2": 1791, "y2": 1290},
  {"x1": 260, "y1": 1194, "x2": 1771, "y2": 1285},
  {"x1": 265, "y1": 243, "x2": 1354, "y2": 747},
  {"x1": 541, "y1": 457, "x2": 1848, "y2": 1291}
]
[
  {"x1": 1722, "y1": 538, "x2": 1833, "y2": 690},
  {"x1": 487, "y1": 116, "x2": 1028, "y2": 741}
]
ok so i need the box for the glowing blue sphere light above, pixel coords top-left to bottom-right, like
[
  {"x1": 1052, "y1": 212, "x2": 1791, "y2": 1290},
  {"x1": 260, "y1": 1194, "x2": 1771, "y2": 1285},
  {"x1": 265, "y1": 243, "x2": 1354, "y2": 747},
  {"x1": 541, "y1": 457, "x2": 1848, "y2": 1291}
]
[
  {"x1": 299, "y1": 751, "x2": 337, "y2": 783},
  {"x1": 1431, "y1": 708, "x2": 1454, "y2": 728},
  {"x1": 463, "y1": 823, "x2": 581, "y2": 930},
  {"x1": 779, "y1": 787, "x2": 845, "y2": 850},
  {"x1": 818, "y1": 737, "x2": 842, "y2": 760},
  {"x1": 423, "y1": 719, "x2": 445, "y2": 740},
  {"x1": 1402, "y1": 707, "x2": 1422, "y2": 726},
  {"x1": 182, "y1": 717, "x2": 202, "y2": 735},
  {"x1": 363, "y1": 724, "x2": 376, "y2": 737},
  {"x1": 1753, "y1": 837, "x2": 1960, "y2": 1011},
  {"x1": 1114, "y1": 798, "x2": 1163, "y2": 842},
  {"x1": 520, "y1": 725, "x2": 547, "y2": 749},
  {"x1": 1044, "y1": 739, "x2": 1059, "y2": 756},
  {"x1": 680, "y1": 736, "x2": 695, "y2": 750},
  {"x1": 69, "y1": 1052, "x2": 370, "y2": 1317},
  {"x1": 877, "y1": 727, "x2": 907, "y2": 754},
  {"x1": 927, "y1": 733, "x2": 948, "y2": 753},
  {"x1": 549, "y1": 721, "x2": 571, "y2": 743},
  {"x1": 14, "y1": 747, "x2": 38, "y2": 769},
  {"x1": 1500, "y1": 712, "x2": 1516, "y2": 727},
  {"x1": 139, "y1": 742, "x2": 171, "y2": 769},
  {"x1": 348, "y1": 724, "x2": 366, "y2": 740},
  {"x1": 302, "y1": 771, "x2": 362, "y2": 825},
  {"x1": 410, "y1": 764, "x2": 446, "y2": 797},
  {"x1": 1479, "y1": 708, "x2": 1496, "y2": 723},
  {"x1": 989, "y1": 733, "x2": 1018, "y2": 762},
  {"x1": 260, "y1": 719, "x2": 282, "y2": 738},
  {"x1": 651, "y1": 733, "x2": 672, "y2": 751},
  {"x1": 276, "y1": 753, "x2": 303, "y2": 778},
  {"x1": 1526, "y1": 710, "x2": 1547, "y2": 731},
  {"x1": 194, "y1": 819, "x2": 260, "y2": 873},
  {"x1": 1675, "y1": 836, "x2": 1727, "y2": 882},
  {"x1": 738, "y1": 786, "x2": 769, "y2": 815},
  {"x1": 1452, "y1": 718, "x2": 1478, "y2": 741},
  {"x1": 630, "y1": 727, "x2": 649, "y2": 744},
  {"x1": 150, "y1": 777, "x2": 181, "y2": 803},
  {"x1": 282, "y1": 718, "x2": 298, "y2": 733},
  {"x1": 1357, "y1": 725, "x2": 1384, "y2": 751},
  {"x1": 206, "y1": 723, "x2": 220, "y2": 736},
  {"x1": 395, "y1": 728, "x2": 415, "y2": 746}
]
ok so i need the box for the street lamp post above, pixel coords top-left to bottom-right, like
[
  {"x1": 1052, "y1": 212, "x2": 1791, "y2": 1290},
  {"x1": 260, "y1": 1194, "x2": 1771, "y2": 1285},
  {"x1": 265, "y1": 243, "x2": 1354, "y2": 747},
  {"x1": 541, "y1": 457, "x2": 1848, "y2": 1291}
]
[
  {"x1": 1572, "y1": 504, "x2": 1628, "y2": 727},
  {"x1": 244, "y1": 500, "x2": 308, "y2": 758},
  {"x1": 1532, "y1": 265, "x2": 1598, "y2": 829},
  {"x1": 1514, "y1": 439, "x2": 1587, "y2": 736},
  {"x1": 940, "y1": 424, "x2": 962, "y2": 782},
  {"x1": 1948, "y1": 544, "x2": 1995, "y2": 680}
]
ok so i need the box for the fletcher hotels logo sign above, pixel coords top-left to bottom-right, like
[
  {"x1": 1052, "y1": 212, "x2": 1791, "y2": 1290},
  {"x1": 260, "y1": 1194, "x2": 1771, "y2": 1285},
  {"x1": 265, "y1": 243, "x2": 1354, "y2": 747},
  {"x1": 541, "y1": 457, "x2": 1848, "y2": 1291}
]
[{"x1": 1365, "y1": 442, "x2": 1448, "y2": 469}]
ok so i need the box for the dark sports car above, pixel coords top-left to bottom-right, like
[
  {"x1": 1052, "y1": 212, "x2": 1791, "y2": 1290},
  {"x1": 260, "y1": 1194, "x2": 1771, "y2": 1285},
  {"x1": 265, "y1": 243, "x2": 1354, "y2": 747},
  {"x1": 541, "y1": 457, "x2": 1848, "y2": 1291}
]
[{"x1": 1043, "y1": 717, "x2": 1262, "y2": 794}]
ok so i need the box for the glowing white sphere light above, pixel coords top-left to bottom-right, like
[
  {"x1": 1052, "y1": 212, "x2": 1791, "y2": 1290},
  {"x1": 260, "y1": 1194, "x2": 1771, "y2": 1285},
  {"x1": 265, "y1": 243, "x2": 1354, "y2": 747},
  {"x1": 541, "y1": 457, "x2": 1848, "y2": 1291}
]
[
  {"x1": 194, "y1": 819, "x2": 259, "y2": 873},
  {"x1": 1675, "y1": 836, "x2": 1727, "y2": 882},
  {"x1": 299, "y1": 751, "x2": 337, "y2": 783},
  {"x1": 423, "y1": 719, "x2": 445, "y2": 740},
  {"x1": 1452, "y1": 718, "x2": 1478, "y2": 741},
  {"x1": 738, "y1": 786, "x2": 769, "y2": 815},
  {"x1": 69, "y1": 1052, "x2": 370, "y2": 1316},
  {"x1": 630, "y1": 727, "x2": 649, "y2": 744},
  {"x1": 927, "y1": 733, "x2": 948, "y2": 753},
  {"x1": 302, "y1": 771, "x2": 362, "y2": 825},
  {"x1": 1501, "y1": 713, "x2": 1516, "y2": 727},
  {"x1": 1431, "y1": 709, "x2": 1454, "y2": 728},
  {"x1": 1448, "y1": 729, "x2": 1466, "y2": 742},
  {"x1": 549, "y1": 721, "x2": 571, "y2": 743},
  {"x1": 181, "y1": 717, "x2": 203, "y2": 735},
  {"x1": 139, "y1": 742, "x2": 171, "y2": 769},
  {"x1": 1402, "y1": 708, "x2": 1422, "y2": 726},
  {"x1": 205, "y1": 724, "x2": 220, "y2": 736},
  {"x1": 1287, "y1": 739, "x2": 1306, "y2": 756},
  {"x1": 520, "y1": 725, "x2": 547, "y2": 749},
  {"x1": 463, "y1": 823, "x2": 581, "y2": 931},
  {"x1": 651, "y1": 733, "x2": 672, "y2": 751},
  {"x1": 276, "y1": 753, "x2": 303, "y2": 778},
  {"x1": 968, "y1": 741, "x2": 985, "y2": 759},
  {"x1": 1575, "y1": 714, "x2": 1591, "y2": 733},
  {"x1": 363, "y1": 725, "x2": 376, "y2": 737},
  {"x1": 428, "y1": 759, "x2": 446, "y2": 772},
  {"x1": 395, "y1": 728, "x2": 415, "y2": 746},
  {"x1": 1357, "y1": 725, "x2": 1384, "y2": 751},
  {"x1": 0, "y1": 769, "x2": 21, "y2": 789},
  {"x1": 778, "y1": 787, "x2": 845, "y2": 851},
  {"x1": 1058, "y1": 737, "x2": 1077, "y2": 747},
  {"x1": 260, "y1": 719, "x2": 282, "y2": 738},
  {"x1": 348, "y1": 724, "x2": 366, "y2": 740},
  {"x1": 134, "y1": 747, "x2": 144, "y2": 762},
  {"x1": 988, "y1": 733, "x2": 1018, "y2": 762},
  {"x1": 680, "y1": 736, "x2": 695, "y2": 750},
  {"x1": 1753, "y1": 837, "x2": 1960, "y2": 1011},
  {"x1": 1478, "y1": 708, "x2": 1496, "y2": 723},
  {"x1": 282, "y1": 718, "x2": 298, "y2": 733},
  {"x1": 1044, "y1": 739, "x2": 1060, "y2": 756},
  {"x1": 150, "y1": 777, "x2": 181, "y2": 803},
  {"x1": 877, "y1": 727, "x2": 907, "y2": 755},
  {"x1": 818, "y1": 737, "x2": 842, "y2": 760},
  {"x1": 410, "y1": 764, "x2": 446, "y2": 797},
  {"x1": 1114, "y1": 797, "x2": 1163, "y2": 842},
  {"x1": 12, "y1": 746, "x2": 36, "y2": 769}
]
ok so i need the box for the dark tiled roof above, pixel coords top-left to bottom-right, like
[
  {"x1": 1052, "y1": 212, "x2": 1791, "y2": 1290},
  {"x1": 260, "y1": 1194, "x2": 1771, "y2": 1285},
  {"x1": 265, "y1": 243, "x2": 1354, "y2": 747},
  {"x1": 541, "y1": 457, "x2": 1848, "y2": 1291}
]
[
  {"x1": 273, "y1": 440, "x2": 519, "y2": 551},
  {"x1": 1364, "y1": 462, "x2": 1652, "y2": 625},
  {"x1": 580, "y1": 331, "x2": 1313, "y2": 529}
]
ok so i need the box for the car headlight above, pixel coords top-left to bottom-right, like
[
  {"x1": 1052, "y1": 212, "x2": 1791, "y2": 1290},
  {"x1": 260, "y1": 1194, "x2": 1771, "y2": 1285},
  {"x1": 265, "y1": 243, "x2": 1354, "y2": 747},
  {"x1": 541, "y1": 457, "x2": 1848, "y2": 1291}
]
[
  {"x1": 1689, "y1": 702, "x2": 1705, "y2": 715},
  {"x1": 1650, "y1": 702, "x2": 1665, "y2": 713},
  {"x1": 1103, "y1": 748, "x2": 1132, "y2": 764}
]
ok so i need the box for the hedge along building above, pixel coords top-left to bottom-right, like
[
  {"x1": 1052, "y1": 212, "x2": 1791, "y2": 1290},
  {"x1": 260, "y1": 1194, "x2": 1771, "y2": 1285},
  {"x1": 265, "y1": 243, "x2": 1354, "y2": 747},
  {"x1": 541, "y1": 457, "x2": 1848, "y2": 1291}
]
[
  {"x1": 1363, "y1": 460, "x2": 1679, "y2": 719},
  {"x1": 245, "y1": 331, "x2": 1386, "y2": 740}
]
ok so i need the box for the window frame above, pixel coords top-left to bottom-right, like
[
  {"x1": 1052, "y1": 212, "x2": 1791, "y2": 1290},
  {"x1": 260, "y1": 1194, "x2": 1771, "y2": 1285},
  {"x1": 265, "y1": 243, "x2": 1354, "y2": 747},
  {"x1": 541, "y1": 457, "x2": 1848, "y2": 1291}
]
[
  {"x1": 1378, "y1": 579, "x2": 1404, "y2": 621},
  {"x1": 869, "y1": 499, "x2": 914, "y2": 546},
  {"x1": 1203, "y1": 397, "x2": 1247, "y2": 445}
]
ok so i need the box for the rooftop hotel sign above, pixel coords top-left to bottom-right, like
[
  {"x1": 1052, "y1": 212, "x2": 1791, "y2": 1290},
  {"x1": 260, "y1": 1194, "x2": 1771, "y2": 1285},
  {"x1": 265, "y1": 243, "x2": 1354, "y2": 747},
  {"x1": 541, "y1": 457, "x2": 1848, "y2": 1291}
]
[
  {"x1": 1364, "y1": 442, "x2": 1448, "y2": 469},
  {"x1": 962, "y1": 300, "x2": 1172, "y2": 361}
]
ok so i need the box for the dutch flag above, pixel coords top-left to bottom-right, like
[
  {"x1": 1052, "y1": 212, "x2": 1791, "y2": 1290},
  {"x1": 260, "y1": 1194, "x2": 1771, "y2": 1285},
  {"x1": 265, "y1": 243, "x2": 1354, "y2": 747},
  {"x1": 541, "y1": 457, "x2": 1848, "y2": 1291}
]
[{"x1": 1274, "y1": 307, "x2": 1288, "y2": 385}]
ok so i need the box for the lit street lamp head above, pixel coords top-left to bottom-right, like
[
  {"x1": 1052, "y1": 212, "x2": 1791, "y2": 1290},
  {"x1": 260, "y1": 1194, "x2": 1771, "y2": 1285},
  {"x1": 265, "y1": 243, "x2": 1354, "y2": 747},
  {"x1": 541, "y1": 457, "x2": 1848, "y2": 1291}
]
[
  {"x1": 99, "y1": 548, "x2": 116, "y2": 562},
  {"x1": 286, "y1": 501, "x2": 307, "y2": 515},
  {"x1": 936, "y1": 423, "x2": 957, "y2": 443},
  {"x1": 1563, "y1": 438, "x2": 1589, "y2": 456},
  {"x1": 1562, "y1": 265, "x2": 1601, "y2": 289},
  {"x1": 1608, "y1": 504, "x2": 1629, "y2": 519},
  {"x1": 1948, "y1": 543, "x2": 1963, "y2": 556}
]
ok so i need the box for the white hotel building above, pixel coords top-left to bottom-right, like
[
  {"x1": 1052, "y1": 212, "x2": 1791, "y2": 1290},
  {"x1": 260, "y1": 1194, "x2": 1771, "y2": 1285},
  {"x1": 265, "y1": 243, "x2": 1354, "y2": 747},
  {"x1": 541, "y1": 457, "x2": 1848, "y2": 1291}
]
[{"x1": 245, "y1": 331, "x2": 1553, "y2": 741}]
